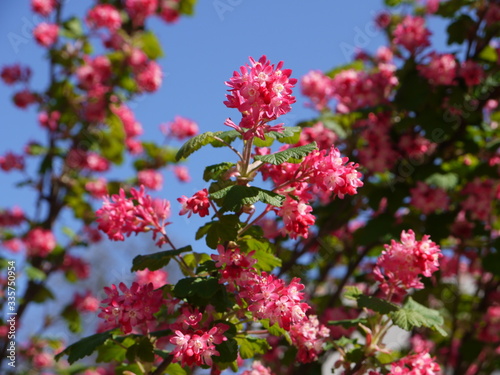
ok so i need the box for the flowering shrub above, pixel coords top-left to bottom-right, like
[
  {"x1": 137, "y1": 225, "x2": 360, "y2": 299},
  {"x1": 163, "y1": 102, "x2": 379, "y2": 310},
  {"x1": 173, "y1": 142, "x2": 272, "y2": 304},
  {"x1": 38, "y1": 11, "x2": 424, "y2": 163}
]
[{"x1": 1, "y1": 0, "x2": 500, "y2": 375}]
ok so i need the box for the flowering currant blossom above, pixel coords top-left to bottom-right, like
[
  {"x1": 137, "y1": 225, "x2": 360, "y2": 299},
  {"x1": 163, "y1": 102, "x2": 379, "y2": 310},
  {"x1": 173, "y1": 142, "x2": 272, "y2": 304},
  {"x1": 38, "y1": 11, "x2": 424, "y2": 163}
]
[
  {"x1": 125, "y1": 0, "x2": 158, "y2": 26},
  {"x1": 38, "y1": 111, "x2": 60, "y2": 131},
  {"x1": 13, "y1": 90, "x2": 37, "y2": 109},
  {"x1": 295, "y1": 122, "x2": 338, "y2": 150},
  {"x1": 1, "y1": 65, "x2": 31, "y2": 85},
  {"x1": 301, "y1": 70, "x2": 334, "y2": 111},
  {"x1": 161, "y1": 116, "x2": 199, "y2": 140},
  {"x1": 85, "y1": 178, "x2": 108, "y2": 199},
  {"x1": 478, "y1": 306, "x2": 500, "y2": 343},
  {"x1": 73, "y1": 291, "x2": 100, "y2": 312},
  {"x1": 25, "y1": 228, "x2": 56, "y2": 257},
  {"x1": 289, "y1": 315, "x2": 330, "y2": 363},
  {"x1": 392, "y1": 16, "x2": 431, "y2": 54},
  {"x1": 135, "y1": 269, "x2": 168, "y2": 289},
  {"x1": 461, "y1": 178, "x2": 499, "y2": 222},
  {"x1": 410, "y1": 181, "x2": 449, "y2": 215},
  {"x1": 0, "y1": 152, "x2": 25, "y2": 172},
  {"x1": 169, "y1": 322, "x2": 229, "y2": 367},
  {"x1": 418, "y1": 53, "x2": 457, "y2": 85},
  {"x1": 460, "y1": 60, "x2": 485, "y2": 87},
  {"x1": 374, "y1": 230, "x2": 442, "y2": 298},
  {"x1": 33, "y1": 23, "x2": 59, "y2": 47},
  {"x1": 241, "y1": 361, "x2": 275, "y2": 375},
  {"x1": 31, "y1": 0, "x2": 56, "y2": 16},
  {"x1": 135, "y1": 61, "x2": 163, "y2": 92},
  {"x1": 98, "y1": 282, "x2": 163, "y2": 334},
  {"x1": 159, "y1": 0, "x2": 181, "y2": 23},
  {"x1": 387, "y1": 351, "x2": 441, "y2": 374},
  {"x1": 86, "y1": 4, "x2": 122, "y2": 31},
  {"x1": 224, "y1": 55, "x2": 297, "y2": 139},
  {"x1": 137, "y1": 169, "x2": 163, "y2": 190},
  {"x1": 278, "y1": 195, "x2": 315, "y2": 239},
  {"x1": 96, "y1": 186, "x2": 171, "y2": 245},
  {"x1": 173, "y1": 165, "x2": 191, "y2": 182},
  {"x1": 0, "y1": 207, "x2": 25, "y2": 227},
  {"x1": 211, "y1": 245, "x2": 257, "y2": 287},
  {"x1": 178, "y1": 189, "x2": 211, "y2": 218}
]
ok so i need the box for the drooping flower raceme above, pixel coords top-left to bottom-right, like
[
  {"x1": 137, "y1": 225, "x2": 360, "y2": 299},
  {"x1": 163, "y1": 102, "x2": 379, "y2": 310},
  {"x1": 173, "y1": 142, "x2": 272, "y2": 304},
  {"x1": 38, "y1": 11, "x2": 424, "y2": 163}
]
[
  {"x1": 374, "y1": 230, "x2": 442, "y2": 298},
  {"x1": 95, "y1": 185, "x2": 171, "y2": 246},
  {"x1": 178, "y1": 189, "x2": 211, "y2": 218},
  {"x1": 289, "y1": 315, "x2": 331, "y2": 363},
  {"x1": 392, "y1": 15, "x2": 431, "y2": 54},
  {"x1": 97, "y1": 282, "x2": 163, "y2": 334}
]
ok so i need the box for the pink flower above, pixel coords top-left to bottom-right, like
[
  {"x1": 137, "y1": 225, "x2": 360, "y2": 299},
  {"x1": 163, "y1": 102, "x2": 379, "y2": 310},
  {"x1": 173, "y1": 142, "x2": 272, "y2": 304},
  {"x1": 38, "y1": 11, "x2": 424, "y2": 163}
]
[
  {"x1": 296, "y1": 122, "x2": 338, "y2": 150},
  {"x1": 290, "y1": 315, "x2": 330, "y2": 363},
  {"x1": 241, "y1": 361, "x2": 275, "y2": 375},
  {"x1": 173, "y1": 165, "x2": 191, "y2": 182},
  {"x1": 278, "y1": 196, "x2": 315, "y2": 239},
  {"x1": 96, "y1": 186, "x2": 171, "y2": 245},
  {"x1": 159, "y1": 0, "x2": 181, "y2": 23},
  {"x1": 398, "y1": 133, "x2": 436, "y2": 159},
  {"x1": 13, "y1": 90, "x2": 37, "y2": 109},
  {"x1": 374, "y1": 230, "x2": 442, "y2": 298},
  {"x1": 125, "y1": 0, "x2": 158, "y2": 26},
  {"x1": 74, "y1": 291, "x2": 100, "y2": 312},
  {"x1": 135, "y1": 61, "x2": 163, "y2": 92},
  {"x1": 461, "y1": 178, "x2": 498, "y2": 222},
  {"x1": 162, "y1": 116, "x2": 199, "y2": 140},
  {"x1": 418, "y1": 53, "x2": 457, "y2": 85},
  {"x1": 33, "y1": 23, "x2": 59, "y2": 47},
  {"x1": 393, "y1": 16, "x2": 431, "y2": 54},
  {"x1": 76, "y1": 56, "x2": 112, "y2": 90},
  {"x1": 85, "y1": 178, "x2": 108, "y2": 198},
  {"x1": 98, "y1": 282, "x2": 163, "y2": 334},
  {"x1": 1, "y1": 65, "x2": 31, "y2": 85},
  {"x1": 61, "y1": 255, "x2": 90, "y2": 279},
  {"x1": 224, "y1": 56, "x2": 297, "y2": 139},
  {"x1": 25, "y1": 228, "x2": 56, "y2": 257},
  {"x1": 135, "y1": 269, "x2": 168, "y2": 288},
  {"x1": 0, "y1": 207, "x2": 25, "y2": 227},
  {"x1": 460, "y1": 60, "x2": 484, "y2": 87},
  {"x1": 478, "y1": 306, "x2": 500, "y2": 343},
  {"x1": 31, "y1": 0, "x2": 56, "y2": 16},
  {"x1": 38, "y1": 111, "x2": 60, "y2": 131},
  {"x1": 388, "y1": 351, "x2": 440, "y2": 374},
  {"x1": 486, "y1": 4, "x2": 500, "y2": 26},
  {"x1": 178, "y1": 189, "x2": 210, "y2": 218},
  {"x1": 375, "y1": 12, "x2": 391, "y2": 29},
  {"x1": 301, "y1": 70, "x2": 334, "y2": 111},
  {"x1": 410, "y1": 182, "x2": 449, "y2": 215},
  {"x1": 138, "y1": 169, "x2": 163, "y2": 190},
  {"x1": 2, "y1": 239, "x2": 24, "y2": 253},
  {"x1": 0, "y1": 152, "x2": 24, "y2": 172},
  {"x1": 86, "y1": 152, "x2": 110, "y2": 172},
  {"x1": 127, "y1": 48, "x2": 148, "y2": 70},
  {"x1": 86, "y1": 4, "x2": 122, "y2": 31}
]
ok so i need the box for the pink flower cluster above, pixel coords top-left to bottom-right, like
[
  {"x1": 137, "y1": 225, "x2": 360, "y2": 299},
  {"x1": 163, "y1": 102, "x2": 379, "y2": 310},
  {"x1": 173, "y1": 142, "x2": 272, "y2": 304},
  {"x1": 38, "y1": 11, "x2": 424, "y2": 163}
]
[
  {"x1": 98, "y1": 282, "x2": 163, "y2": 334},
  {"x1": 67, "y1": 150, "x2": 110, "y2": 172},
  {"x1": 330, "y1": 64, "x2": 398, "y2": 113},
  {"x1": 460, "y1": 60, "x2": 484, "y2": 87},
  {"x1": 387, "y1": 351, "x2": 440, "y2": 374},
  {"x1": 38, "y1": 110, "x2": 61, "y2": 131},
  {"x1": 95, "y1": 186, "x2": 171, "y2": 245},
  {"x1": 125, "y1": 0, "x2": 158, "y2": 26},
  {"x1": 112, "y1": 104, "x2": 144, "y2": 154},
  {"x1": 224, "y1": 56, "x2": 297, "y2": 139},
  {"x1": 1, "y1": 64, "x2": 31, "y2": 85},
  {"x1": 86, "y1": 178, "x2": 108, "y2": 199},
  {"x1": 295, "y1": 122, "x2": 338, "y2": 150},
  {"x1": 410, "y1": 182, "x2": 449, "y2": 215},
  {"x1": 169, "y1": 307, "x2": 229, "y2": 367},
  {"x1": 393, "y1": 16, "x2": 432, "y2": 54},
  {"x1": 241, "y1": 361, "x2": 275, "y2": 375},
  {"x1": 178, "y1": 189, "x2": 211, "y2": 218},
  {"x1": 289, "y1": 315, "x2": 330, "y2": 363},
  {"x1": 73, "y1": 291, "x2": 100, "y2": 312},
  {"x1": 301, "y1": 70, "x2": 334, "y2": 111},
  {"x1": 261, "y1": 145, "x2": 363, "y2": 239},
  {"x1": 398, "y1": 133, "x2": 436, "y2": 159},
  {"x1": 0, "y1": 207, "x2": 25, "y2": 227},
  {"x1": 461, "y1": 178, "x2": 499, "y2": 222},
  {"x1": 135, "y1": 268, "x2": 168, "y2": 289},
  {"x1": 138, "y1": 169, "x2": 163, "y2": 190},
  {"x1": 418, "y1": 53, "x2": 457, "y2": 86},
  {"x1": 31, "y1": 0, "x2": 56, "y2": 16},
  {"x1": 374, "y1": 230, "x2": 442, "y2": 298},
  {"x1": 212, "y1": 246, "x2": 310, "y2": 331},
  {"x1": 25, "y1": 228, "x2": 56, "y2": 257},
  {"x1": 161, "y1": 116, "x2": 199, "y2": 140},
  {"x1": 13, "y1": 90, "x2": 37, "y2": 109},
  {"x1": 0, "y1": 152, "x2": 24, "y2": 172},
  {"x1": 33, "y1": 23, "x2": 59, "y2": 47},
  {"x1": 86, "y1": 4, "x2": 122, "y2": 31},
  {"x1": 478, "y1": 306, "x2": 500, "y2": 343}
]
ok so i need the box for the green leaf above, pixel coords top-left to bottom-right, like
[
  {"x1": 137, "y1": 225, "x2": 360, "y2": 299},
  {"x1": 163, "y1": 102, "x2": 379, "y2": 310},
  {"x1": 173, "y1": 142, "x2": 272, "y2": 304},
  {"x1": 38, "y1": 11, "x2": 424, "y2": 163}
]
[
  {"x1": 344, "y1": 286, "x2": 363, "y2": 300},
  {"x1": 326, "y1": 60, "x2": 365, "y2": 78},
  {"x1": 25, "y1": 265, "x2": 46, "y2": 281},
  {"x1": 176, "y1": 131, "x2": 221, "y2": 160},
  {"x1": 390, "y1": 297, "x2": 447, "y2": 336},
  {"x1": 447, "y1": 15, "x2": 475, "y2": 45},
  {"x1": 60, "y1": 17, "x2": 83, "y2": 39},
  {"x1": 134, "y1": 31, "x2": 164, "y2": 60},
  {"x1": 479, "y1": 46, "x2": 499, "y2": 64},
  {"x1": 260, "y1": 319, "x2": 292, "y2": 344},
  {"x1": 128, "y1": 337, "x2": 155, "y2": 363},
  {"x1": 214, "y1": 338, "x2": 238, "y2": 363},
  {"x1": 211, "y1": 185, "x2": 285, "y2": 212},
  {"x1": 131, "y1": 246, "x2": 192, "y2": 272},
  {"x1": 62, "y1": 305, "x2": 82, "y2": 333},
  {"x1": 183, "y1": 252, "x2": 212, "y2": 269},
  {"x1": 56, "y1": 331, "x2": 113, "y2": 364},
  {"x1": 425, "y1": 173, "x2": 459, "y2": 190},
  {"x1": 254, "y1": 142, "x2": 317, "y2": 165},
  {"x1": 328, "y1": 318, "x2": 368, "y2": 327},
  {"x1": 203, "y1": 162, "x2": 236, "y2": 182},
  {"x1": 203, "y1": 215, "x2": 241, "y2": 249},
  {"x1": 33, "y1": 285, "x2": 55, "y2": 303},
  {"x1": 482, "y1": 252, "x2": 500, "y2": 276},
  {"x1": 99, "y1": 113, "x2": 126, "y2": 165},
  {"x1": 179, "y1": 0, "x2": 197, "y2": 15},
  {"x1": 239, "y1": 237, "x2": 281, "y2": 272},
  {"x1": 236, "y1": 337, "x2": 271, "y2": 359},
  {"x1": 356, "y1": 295, "x2": 399, "y2": 315},
  {"x1": 96, "y1": 337, "x2": 132, "y2": 363},
  {"x1": 173, "y1": 277, "x2": 220, "y2": 299},
  {"x1": 166, "y1": 363, "x2": 187, "y2": 375}
]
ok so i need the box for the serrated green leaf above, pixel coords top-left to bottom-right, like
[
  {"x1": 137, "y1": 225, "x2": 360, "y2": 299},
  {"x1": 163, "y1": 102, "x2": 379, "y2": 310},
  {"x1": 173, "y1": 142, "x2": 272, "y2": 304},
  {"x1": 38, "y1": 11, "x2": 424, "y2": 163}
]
[
  {"x1": 136, "y1": 337, "x2": 155, "y2": 363},
  {"x1": 390, "y1": 297, "x2": 447, "y2": 336},
  {"x1": 96, "y1": 337, "x2": 132, "y2": 363},
  {"x1": 176, "y1": 132, "x2": 218, "y2": 161},
  {"x1": 357, "y1": 295, "x2": 399, "y2": 314},
  {"x1": 254, "y1": 142, "x2": 317, "y2": 165},
  {"x1": 166, "y1": 362, "x2": 187, "y2": 375},
  {"x1": 61, "y1": 17, "x2": 83, "y2": 39},
  {"x1": 236, "y1": 337, "x2": 271, "y2": 359},
  {"x1": 211, "y1": 185, "x2": 285, "y2": 212},
  {"x1": 203, "y1": 162, "x2": 235, "y2": 182},
  {"x1": 183, "y1": 252, "x2": 212, "y2": 269},
  {"x1": 203, "y1": 215, "x2": 241, "y2": 249},
  {"x1": 56, "y1": 331, "x2": 113, "y2": 364},
  {"x1": 260, "y1": 319, "x2": 292, "y2": 344},
  {"x1": 344, "y1": 286, "x2": 363, "y2": 300},
  {"x1": 131, "y1": 246, "x2": 192, "y2": 272},
  {"x1": 328, "y1": 318, "x2": 368, "y2": 327},
  {"x1": 173, "y1": 277, "x2": 220, "y2": 299},
  {"x1": 213, "y1": 338, "x2": 238, "y2": 363}
]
